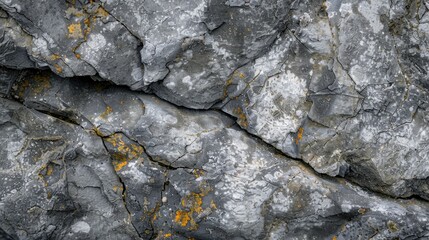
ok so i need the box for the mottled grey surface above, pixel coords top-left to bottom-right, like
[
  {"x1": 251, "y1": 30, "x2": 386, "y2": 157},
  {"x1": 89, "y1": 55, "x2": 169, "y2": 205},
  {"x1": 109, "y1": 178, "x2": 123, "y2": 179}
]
[{"x1": 1, "y1": 0, "x2": 429, "y2": 239}]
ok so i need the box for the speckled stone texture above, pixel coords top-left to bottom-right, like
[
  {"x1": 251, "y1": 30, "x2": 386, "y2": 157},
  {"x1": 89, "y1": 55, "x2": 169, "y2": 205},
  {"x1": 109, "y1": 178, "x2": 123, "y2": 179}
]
[{"x1": 1, "y1": 0, "x2": 429, "y2": 239}]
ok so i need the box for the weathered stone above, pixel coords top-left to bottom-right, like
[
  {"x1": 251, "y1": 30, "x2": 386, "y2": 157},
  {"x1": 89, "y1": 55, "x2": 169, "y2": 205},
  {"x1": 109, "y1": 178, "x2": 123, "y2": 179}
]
[
  {"x1": 0, "y1": 0, "x2": 144, "y2": 87},
  {"x1": 7, "y1": 71, "x2": 429, "y2": 239},
  {"x1": 0, "y1": 97, "x2": 140, "y2": 239}
]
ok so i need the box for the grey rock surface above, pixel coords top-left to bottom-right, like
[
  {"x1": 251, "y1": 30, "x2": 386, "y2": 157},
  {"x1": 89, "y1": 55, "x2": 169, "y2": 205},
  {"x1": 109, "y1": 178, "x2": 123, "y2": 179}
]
[
  {"x1": 2, "y1": 70, "x2": 429, "y2": 239},
  {"x1": 1, "y1": 0, "x2": 429, "y2": 239},
  {"x1": 0, "y1": 97, "x2": 140, "y2": 239},
  {"x1": 220, "y1": 0, "x2": 429, "y2": 200}
]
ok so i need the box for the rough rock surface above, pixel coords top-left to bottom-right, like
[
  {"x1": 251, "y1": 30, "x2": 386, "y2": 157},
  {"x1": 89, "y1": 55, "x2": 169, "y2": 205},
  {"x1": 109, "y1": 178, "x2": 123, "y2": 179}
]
[{"x1": 1, "y1": 0, "x2": 429, "y2": 239}]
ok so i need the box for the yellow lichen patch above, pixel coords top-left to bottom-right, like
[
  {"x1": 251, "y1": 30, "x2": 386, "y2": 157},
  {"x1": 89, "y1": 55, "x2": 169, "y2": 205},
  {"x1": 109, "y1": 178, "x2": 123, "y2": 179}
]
[
  {"x1": 100, "y1": 105, "x2": 113, "y2": 119},
  {"x1": 332, "y1": 236, "x2": 337, "y2": 240},
  {"x1": 104, "y1": 134, "x2": 144, "y2": 172},
  {"x1": 113, "y1": 185, "x2": 123, "y2": 192},
  {"x1": 105, "y1": 133, "x2": 123, "y2": 147},
  {"x1": 54, "y1": 64, "x2": 63, "y2": 73},
  {"x1": 174, "y1": 182, "x2": 215, "y2": 230},
  {"x1": 68, "y1": 23, "x2": 83, "y2": 39},
  {"x1": 234, "y1": 107, "x2": 248, "y2": 128},
  {"x1": 182, "y1": 193, "x2": 204, "y2": 214},
  {"x1": 46, "y1": 164, "x2": 54, "y2": 176},
  {"x1": 387, "y1": 220, "x2": 399, "y2": 232},
  {"x1": 113, "y1": 158, "x2": 128, "y2": 171},
  {"x1": 50, "y1": 54, "x2": 61, "y2": 61},
  {"x1": 175, "y1": 210, "x2": 191, "y2": 227},
  {"x1": 37, "y1": 163, "x2": 55, "y2": 189},
  {"x1": 152, "y1": 213, "x2": 157, "y2": 221},
  {"x1": 111, "y1": 153, "x2": 127, "y2": 172},
  {"x1": 295, "y1": 127, "x2": 304, "y2": 145},
  {"x1": 163, "y1": 233, "x2": 172, "y2": 238}
]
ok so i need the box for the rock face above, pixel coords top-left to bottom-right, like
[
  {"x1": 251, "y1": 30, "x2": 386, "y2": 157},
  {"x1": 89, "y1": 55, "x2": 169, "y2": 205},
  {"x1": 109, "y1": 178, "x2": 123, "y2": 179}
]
[{"x1": 1, "y1": 0, "x2": 429, "y2": 239}]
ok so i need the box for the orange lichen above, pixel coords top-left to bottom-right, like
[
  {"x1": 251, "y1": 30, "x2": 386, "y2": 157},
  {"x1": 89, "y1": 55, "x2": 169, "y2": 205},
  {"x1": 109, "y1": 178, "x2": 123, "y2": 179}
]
[
  {"x1": 163, "y1": 233, "x2": 172, "y2": 238},
  {"x1": 295, "y1": 127, "x2": 304, "y2": 144},
  {"x1": 332, "y1": 236, "x2": 337, "y2": 240},
  {"x1": 83, "y1": 18, "x2": 90, "y2": 28},
  {"x1": 100, "y1": 105, "x2": 113, "y2": 119},
  {"x1": 223, "y1": 71, "x2": 246, "y2": 98},
  {"x1": 68, "y1": 23, "x2": 83, "y2": 38},
  {"x1": 105, "y1": 133, "x2": 123, "y2": 147},
  {"x1": 110, "y1": 149, "x2": 130, "y2": 170},
  {"x1": 54, "y1": 64, "x2": 63, "y2": 73},
  {"x1": 175, "y1": 210, "x2": 191, "y2": 227},
  {"x1": 113, "y1": 185, "x2": 123, "y2": 192},
  {"x1": 182, "y1": 193, "x2": 204, "y2": 214},
  {"x1": 105, "y1": 134, "x2": 144, "y2": 172},
  {"x1": 113, "y1": 160, "x2": 128, "y2": 171},
  {"x1": 234, "y1": 107, "x2": 248, "y2": 128},
  {"x1": 174, "y1": 182, "x2": 215, "y2": 230}
]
